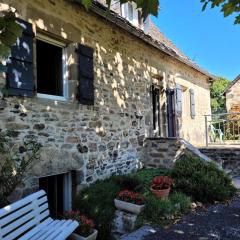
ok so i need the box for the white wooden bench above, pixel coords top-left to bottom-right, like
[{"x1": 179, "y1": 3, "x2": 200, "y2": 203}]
[{"x1": 0, "y1": 190, "x2": 79, "y2": 240}]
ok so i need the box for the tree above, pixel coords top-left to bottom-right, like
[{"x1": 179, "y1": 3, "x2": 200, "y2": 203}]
[
  {"x1": 210, "y1": 77, "x2": 230, "y2": 113},
  {"x1": 0, "y1": 132, "x2": 41, "y2": 207},
  {"x1": 201, "y1": 0, "x2": 240, "y2": 24}
]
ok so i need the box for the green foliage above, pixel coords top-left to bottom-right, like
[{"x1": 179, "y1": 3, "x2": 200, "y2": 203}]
[
  {"x1": 0, "y1": 132, "x2": 41, "y2": 207},
  {"x1": 210, "y1": 77, "x2": 230, "y2": 113},
  {"x1": 201, "y1": 0, "x2": 240, "y2": 24},
  {"x1": 130, "y1": 168, "x2": 170, "y2": 187},
  {"x1": 171, "y1": 154, "x2": 236, "y2": 203},
  {"x1": 170, "y1": 192, "x2": 191, "y2": 215},
  {"x1": 74, "y1": 177, "x2": 122, "y2": 240},
  {"x1": 138, "y1": 192, "x2": 191, "y2": 226},
  {"x1": 115, "y1": 175, "x2": 144, "y2": 192},
  {"x1": 75, "y1": 168, "x2": 187, "y2": 239}
]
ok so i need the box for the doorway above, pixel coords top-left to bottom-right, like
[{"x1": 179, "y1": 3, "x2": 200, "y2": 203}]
[
  {"x1": 39, "y1": 172, "x2": 72, "y2": 217},
  {"x1": 166, "y1": 89, "x2": 176, "y2": 137}
]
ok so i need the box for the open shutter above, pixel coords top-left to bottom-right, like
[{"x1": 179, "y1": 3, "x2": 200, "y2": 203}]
[
  {"x1": 76, "y1": 44, "x2": 94, "y2": 105},
  {"x1": 190, "y1": 88, "x2": 196, "y2": 119},
  {"x1": 6, "y1": 19, "x2": 34, "y2": 97},
  {"x1": 175, "y1": 84, "x2": 182, "y2": 117}
]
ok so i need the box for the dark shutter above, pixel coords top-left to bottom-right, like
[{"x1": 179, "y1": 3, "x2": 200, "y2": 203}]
[
  {"x1": 6, "y1": 19, "x2": 34, "y2": 97},
  {"x1": 76, "y1": 44, "x2": 94, "y2": 105},
  {"x1": 175, "y1": 84, "x2": 182, "y2": 117},
  {"x1": 190, "y1": 88, "x2": 196, "y2": 119}
]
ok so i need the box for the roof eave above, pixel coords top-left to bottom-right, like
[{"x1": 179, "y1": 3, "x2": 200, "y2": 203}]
[{"x1": 73, "y1": 0, "x2": 213, "y2": 79}]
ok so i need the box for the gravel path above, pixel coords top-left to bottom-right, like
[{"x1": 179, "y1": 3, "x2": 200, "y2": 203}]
[{"x1": 145, "y1": 195, "x2": 240, "y2": 240}]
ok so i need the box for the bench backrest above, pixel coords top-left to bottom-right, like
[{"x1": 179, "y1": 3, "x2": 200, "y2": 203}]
[{"x1": 0, "y1": 190, "x2": 49, "y2": 240}]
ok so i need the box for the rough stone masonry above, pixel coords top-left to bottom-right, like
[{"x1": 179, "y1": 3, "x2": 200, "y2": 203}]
[{"x1": 0, "y1": 0, "x2": 211, "y2": 201}]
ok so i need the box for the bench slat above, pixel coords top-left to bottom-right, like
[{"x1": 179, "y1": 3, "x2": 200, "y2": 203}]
[
  {"x1": 18, "y1": 217, "x2": 54, "y2": 240},
  {"x1": 37, "y1": 220, "x2": 63, "y2": 240},
  {"x1": 1, "y1": 203, "x2": 49, "y2": 236},
  {"x1": 0, "y1": 190, "x2": 46, "y2": 218},
  {"x1": 51, "y1": 220, "x2": 79, "y2": 240},
  {"x1": 0, "y1": 190, "x2": 79, "y2": 240},
  {"x1": 0, "y1": 196, "x2": 48, "y2": 227},
  {"x1": 37, "y1": 220, "x2": 79, "y2": 240},
  {"x1": 29, "y1": 219, "x2": 60, "y2": 240},
  {"x1": 3, "y1": 209, "x2": 49, "y2": 240}
]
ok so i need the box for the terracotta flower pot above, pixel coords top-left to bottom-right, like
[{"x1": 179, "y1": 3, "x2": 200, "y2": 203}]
[{"x1": 150, "y1": 186, "x2": 170, "y2": 198}]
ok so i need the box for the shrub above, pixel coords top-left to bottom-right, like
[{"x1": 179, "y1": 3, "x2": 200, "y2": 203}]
[
  {"x1": 139, "y1": 192, "x2": 191, "y2": 226},
  {"x1": 130, "y1": 168, "x2": 170, "y2": 191},
  {"x1": 142, "y1": 195, "x2": 174, "y2": 225},
  {"x1": 169, "y1": 192, "x2": 191, "y2": 215},
  {"x1": 171, "y1": 154, "x2": 236, "y2": 203},
  {"x1": 0, "y1": 132, "x2": 41, "y2": 207},
  {"x1": 74, "y1": 177, "x2": 122, "y2": 240},
  {"x1": 115, "y1": 175, "x2": 144, "y2": 192}
]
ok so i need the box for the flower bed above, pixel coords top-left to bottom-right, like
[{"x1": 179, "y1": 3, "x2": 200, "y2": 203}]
[
  {"x1": 63, "y1": 211, "x2": 97, "y2": 239},
  {"x1": 115, "y1": 190, "x2": 145, "y2": 214},
  {"x1": 74, "y1": 157, "x2": 236, "y2": 240}
]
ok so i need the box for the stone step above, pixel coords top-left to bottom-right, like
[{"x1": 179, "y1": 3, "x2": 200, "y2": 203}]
[
  {"x1": 199, "y1": 148, "x2": 240, "y2": 176},
  {"x1": 120, "y1": 226, "x2": 157, "y2": 240}
]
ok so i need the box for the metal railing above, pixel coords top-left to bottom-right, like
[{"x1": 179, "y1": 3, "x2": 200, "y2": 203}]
[{"x1": 205, "y1": 112, "x2": 240, "y2": 147}]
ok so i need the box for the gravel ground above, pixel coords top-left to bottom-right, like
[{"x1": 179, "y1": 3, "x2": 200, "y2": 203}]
[{"x1": 144, "y1": 195, "x2": 240, "y2": 240}]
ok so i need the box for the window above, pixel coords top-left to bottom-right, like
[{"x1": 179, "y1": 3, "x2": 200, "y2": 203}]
[
  {"x1": 127, "y1": 3, "x2": 133, "y2": 21},
  {"x1": 121, "y1": 2, "x2": 143, "y2": 28},
  {"x1": 39, "y1": 172, "x2": 72, "y2": 217},
  {"x1": 36, "y1": 35, "x2": 67, "y2": 100}
]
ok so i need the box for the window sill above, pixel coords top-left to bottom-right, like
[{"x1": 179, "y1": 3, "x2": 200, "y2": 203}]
[{"x1": 37, "y1": 93, "x2": 68, "y2": 102}]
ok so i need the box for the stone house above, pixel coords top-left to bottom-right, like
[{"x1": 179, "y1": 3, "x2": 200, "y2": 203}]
[
  {"x1": 0, "y1": 0, "x2": 212, "y2": 214},
  {"x1": 223, "y1": 74, "x2": 240, "y2": 112}
]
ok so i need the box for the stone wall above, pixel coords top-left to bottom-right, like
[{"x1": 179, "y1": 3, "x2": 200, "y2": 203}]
[
  {"x1": 200, "y1": 148, "x2": 240, "y2": 177},
  {"x1": 0, "y1": 0, "x2": 211, "y2": 200},
  {"x1": 141, "y1": 138, "x2": 211, "y2": 168},
  {"x1": 226, "y1": 78, "x2": 240, "y2": 112}
]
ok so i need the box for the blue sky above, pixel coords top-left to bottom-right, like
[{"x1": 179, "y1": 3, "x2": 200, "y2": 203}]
[{"x1": 151, "y1": 0, "x2": 240, "y2": 80}]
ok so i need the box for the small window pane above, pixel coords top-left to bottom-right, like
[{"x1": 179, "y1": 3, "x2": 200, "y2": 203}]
[{"x1": 128, "y1": 3, "x2": 133, "y2": 21}]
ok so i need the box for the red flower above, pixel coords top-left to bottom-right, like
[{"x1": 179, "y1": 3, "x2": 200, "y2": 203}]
[
  {"x1": 63, "y1": 211, "x2": 94, "y2": 237},
  {"x1": 151, "y1": 176, "x2": 173, "y2": 190},
  {"x1": 117, "y1": 190, "x2": 145, "y2": 205}
]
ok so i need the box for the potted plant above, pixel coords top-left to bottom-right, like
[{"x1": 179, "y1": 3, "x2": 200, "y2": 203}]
[
  {"x1": 63, "y1": 211, "x2": 98, "y2": 240},
  {"x1": 114, "y1": 189, "x2": 145, "y2": 214},
  {"x1": 150, "y1": 176, "x2": 173, "y2": 198}
]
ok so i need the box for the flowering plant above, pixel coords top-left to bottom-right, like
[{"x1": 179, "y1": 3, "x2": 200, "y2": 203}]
[
  {"x1": 63, "y1": 211, "x2": 94, "y2": 237},
  {"x1": 116, "y1": 190, "x2": 145, "y2": 205},
  {"x1": 151, "y1": 176, "x2": 173, "y2": 190}
]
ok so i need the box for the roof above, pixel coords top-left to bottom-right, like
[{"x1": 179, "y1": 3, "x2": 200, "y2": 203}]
[
  {"x1": 73, "y1": 0, "x2": 213, "y2": 78},
  {"x1": 223, "y1": 74, "x2": 240, "y2": 95}
]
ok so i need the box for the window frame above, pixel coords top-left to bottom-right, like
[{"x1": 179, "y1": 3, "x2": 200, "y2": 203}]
[{"x1": 35, "y1": 33, "x2": 68, "y2": 101}]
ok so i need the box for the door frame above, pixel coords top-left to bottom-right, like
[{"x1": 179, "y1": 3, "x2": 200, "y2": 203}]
[
  {"x1": 166, "y1": 89, "x2": 176, "y2": 137},
  {"x1": 152, "y1": 85, "x2": 161, "y2": 137}
]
